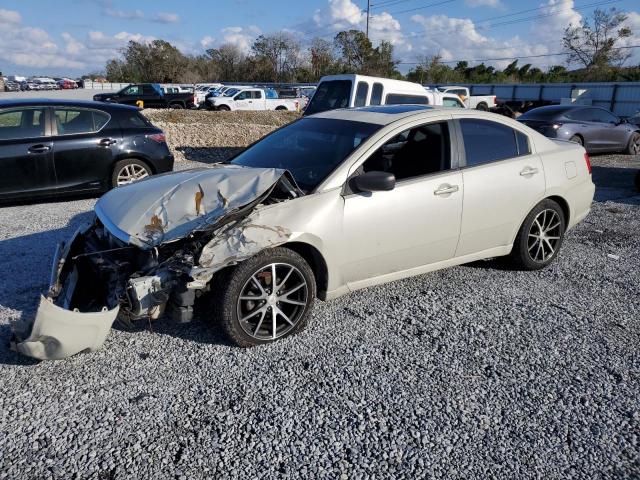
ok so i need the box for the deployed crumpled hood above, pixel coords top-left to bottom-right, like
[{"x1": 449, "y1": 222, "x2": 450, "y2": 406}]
[{"x1": 95, "y1": 165, "x2": 292, "y2": 248}]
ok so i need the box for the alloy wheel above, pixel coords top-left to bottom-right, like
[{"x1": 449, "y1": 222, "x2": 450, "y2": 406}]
[
  {"x1": 236, "y1": 263, "x2": 308, "y2": 341},
  {"x1": 527, "y1": 209, "x2": 562, "y2": 263},
  {"x1": 116, "y1": 164, "x2": 149, "y2": 186},
  {"x1": 631, "y1": 135, "x2": 640, "y2": 155}
]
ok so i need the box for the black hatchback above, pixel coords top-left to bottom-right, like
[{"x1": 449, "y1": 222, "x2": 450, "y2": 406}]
[{"x1": 0, "y1": 99, "x2": 174, "y2": 202}]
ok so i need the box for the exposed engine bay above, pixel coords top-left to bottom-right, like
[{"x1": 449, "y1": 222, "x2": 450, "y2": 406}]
[{"x1": 11, "y1": 165, "x2": 301, "y2": 360}]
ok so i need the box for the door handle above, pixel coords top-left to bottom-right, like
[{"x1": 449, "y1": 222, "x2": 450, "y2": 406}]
[
  {"x1": 520, "y1": 166, "x2": 539, "y2": 176},
  {"x1": 28, "y1": 144, "x2": 51, "y2": 154},
  {"x1": 434, "y1": 184, "x2": 459, "y2": 196},
  {"x1": 98, "y1": 138, "x2": 117, "y2": 147}
]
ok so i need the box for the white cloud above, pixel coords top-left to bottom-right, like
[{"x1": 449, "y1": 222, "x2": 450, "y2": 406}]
[
  {"x1": 465, "y1": 0, "x2": 502, "y2": 7},
  {"x1": 200, "y1": 36, "x2": 216, "y2": 49},
  {"x1": 0, "y1": 8, "x2": 21, "y2": 24},
  {"x1": 152, "y1": 12, "x2": 180, "y2": 24},
  {"x1": 104, "y1": 8, "x2": 144, "y2": 20},
  {"x1": 220, "y1": 25, "x2": 261, "y2": 53},
  {"x1": 410, "y1": 13, "x2": 547, "y2": 69}
]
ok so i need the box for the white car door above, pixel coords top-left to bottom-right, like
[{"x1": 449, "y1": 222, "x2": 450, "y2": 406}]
[
  {"x1": 233, "y1": 90, "x2": 252, "y2": 110},
  {"x1": 454, "y1": 118, "x2": 545, "y2": 257},
  {"x1": 341, "y1": 120, "x2": 463, "y2": 285}
]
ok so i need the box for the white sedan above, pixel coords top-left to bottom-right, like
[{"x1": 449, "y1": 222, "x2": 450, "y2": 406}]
[{"x1": 14, "y1": 105, "x2": 595, "y2": 359}]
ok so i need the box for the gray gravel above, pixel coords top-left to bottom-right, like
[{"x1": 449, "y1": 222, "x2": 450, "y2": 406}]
[{"x1": 0, "y1": 152, "x2": 639, "y2": 479}]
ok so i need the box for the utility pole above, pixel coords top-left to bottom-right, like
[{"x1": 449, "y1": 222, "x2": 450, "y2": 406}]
[{"x1": 366, "y1": 0, "x2": 371, "y2": 39}]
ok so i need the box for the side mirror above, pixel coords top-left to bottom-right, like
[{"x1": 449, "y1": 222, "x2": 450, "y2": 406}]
[{"x1": 352, "y1": 171, "x2": 396, "y2": 193}]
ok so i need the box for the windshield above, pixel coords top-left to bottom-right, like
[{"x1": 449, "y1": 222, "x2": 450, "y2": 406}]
[
  {"x1": 224, "y1": 88, "x2": 239, "y2": 97},
  {"x1": 304, "y1": 80, "x2": 352, "y2": 115},
  {"x1": 231, "y1": 118, "x2": 381, "y2": 191}
]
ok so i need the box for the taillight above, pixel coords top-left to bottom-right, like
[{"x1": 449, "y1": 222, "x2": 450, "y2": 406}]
[
  {"x1": 146, "y1": 133, "x2": 166, "y2": 143},
  {"x1": 584, "y1": 152, "x2": 592, "y2": 174},
  {"x1": 493, "y1": 96, "x2": 497, "y2": 105}
]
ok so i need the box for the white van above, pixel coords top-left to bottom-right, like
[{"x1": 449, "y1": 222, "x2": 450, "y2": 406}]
[{"x1": 303, "y1": 74, "x2": 461, "y2": 115}]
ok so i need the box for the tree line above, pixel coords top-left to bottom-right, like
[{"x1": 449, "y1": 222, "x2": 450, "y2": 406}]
[{"x1": 103, "y1": 8, "x2": 640, "y2": 85}]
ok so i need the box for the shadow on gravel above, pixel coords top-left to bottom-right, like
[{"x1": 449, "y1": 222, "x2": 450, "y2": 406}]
[
  {"x1": 0, "y1": 191, "x2": 100, "y2": 207},
  {"x1": 0, "y1": 325, "x2": 40, "y2": 366},
  {"x1": 175, "y1": 146, "x2": 244, "y2": 165},
  {"x1": 592, "y1": 166, "x2": 640, "y2": 205}
]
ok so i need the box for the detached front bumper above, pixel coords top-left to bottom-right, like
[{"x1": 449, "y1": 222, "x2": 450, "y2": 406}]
[
  {"x1": 11, "y1": 295, "x2": 119, "y2": 360},
  {"x1": 11, "y1": 225, "x2": 122, "y2": 360}
]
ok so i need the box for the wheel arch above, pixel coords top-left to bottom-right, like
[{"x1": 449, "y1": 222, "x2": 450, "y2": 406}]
[
  {"x1": 546, "y1": 195, "x2": 570, "y2": 226},
  {"x1": 111, "y1": 155, "x2": 156, "y2": 174},
  {"x1": 281, "y1": 241, "x2": 329, "y2": 300}
]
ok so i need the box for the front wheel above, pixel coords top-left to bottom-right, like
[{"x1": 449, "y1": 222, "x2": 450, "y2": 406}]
[
  {"x1": 626, "y1": 132, "x2": 640, "y2": 155},
  {"x1": 569, "y1": 134, "x2": 583, "y2": 146},
  {"x1": 509, "y1": 199, "x2": 566, "y2": 270},
  {"x1": 217, "y1": 105, "x2": 230, "y2": 111},
  {"x1": 212, "y1": 248, "x2": 316, "y2": 347}
]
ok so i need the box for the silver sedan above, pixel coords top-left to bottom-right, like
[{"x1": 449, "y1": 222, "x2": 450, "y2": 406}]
[{"x1": 14, "y1": 105, "x2": 595, "y2": 359}]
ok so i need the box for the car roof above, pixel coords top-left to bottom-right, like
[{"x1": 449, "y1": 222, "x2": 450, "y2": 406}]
[
  {"x1": 520, "y1": 104, "x2": 597, "y2": 117},
  {"x1": 0, "y1": 98, "x2": 139, "y2": 111}
]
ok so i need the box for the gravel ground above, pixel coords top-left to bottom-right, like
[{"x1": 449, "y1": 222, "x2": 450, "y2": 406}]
[{"x1": 0, "y1": 114, "x2": 638, "y2": 479}]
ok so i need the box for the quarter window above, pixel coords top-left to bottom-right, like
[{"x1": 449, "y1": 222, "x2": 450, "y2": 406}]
[
  {"x1": 460, "y1": 119, "x2": 529, "y2": 166},
  {"x1": 361, "y1": 122, "x2": 451, "y2": 181},
  {"x1": 0, "y1": 108, "x2": 46, "y2": 140},
  {"x1": 354, "y1": 81, "x2": 369, "y2": 107},
  {"x1": 385, "y1": 94, "x2": 429, "y2": 105},
  {"x1": 54, "y1": 108, "x2": 110, "y2": 135}
]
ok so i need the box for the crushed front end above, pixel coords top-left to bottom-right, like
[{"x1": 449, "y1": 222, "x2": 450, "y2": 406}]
[{"x1": 11, "y1": 165, "x2": 300, "y2": 360}]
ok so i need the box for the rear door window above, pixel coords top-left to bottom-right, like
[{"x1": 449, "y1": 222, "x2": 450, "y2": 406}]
[
  {"x1": 354, "y1": 81, "x2": 369, "y2": 107},
  {"x1": 460, "y1": 119, "x2": 526, "y2": 167},
  {"x1": 0, "y1": 108, "x2": 46, "y2": 140},
  {"x1": 54, "y1": 108, "x2": 110, "y2": 135}
]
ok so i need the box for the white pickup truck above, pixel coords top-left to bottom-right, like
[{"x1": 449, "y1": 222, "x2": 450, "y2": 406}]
[
  {"x1": 208, "y1": 88, "x2": 300, "y2": 112},
  {"x1": 436, "y1": 86, "x2": 496, "y2": 111}
]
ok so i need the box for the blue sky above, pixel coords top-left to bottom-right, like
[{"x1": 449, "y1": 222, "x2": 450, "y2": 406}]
[{"x1": 1, "y1": 0, "x2": 639, "y2": 76}]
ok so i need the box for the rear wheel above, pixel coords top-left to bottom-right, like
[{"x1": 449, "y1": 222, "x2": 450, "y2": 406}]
[
  {"x1": 212, "y1": 248, "x2": 316, "y2": 347},
  {"x1": 217, "y1": 105, "x2": 230, "y2": 111},
  {"x1": 169, "y1": 103, "x2": 184, "y2": 109},
  {"x1": 569, "y1": 134, "x2": 583, "y2": 146},
  {"x1": 111, "y1": 159, "x2": 151, "y2": 188},
  {"x1": 626, "y1": 132, "x2": 640, "y2": 155},
  {"x1": 509, "y1": 199, "x2": 566, "y2": 270},
  {"x1": 275, "y1": 106, "x2": 287, "y2": 111},
  {"x1": 476, "y1": 102, "x2": 488, "y2": 111}
]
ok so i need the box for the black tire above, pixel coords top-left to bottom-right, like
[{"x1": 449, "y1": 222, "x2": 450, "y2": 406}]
[
  {"x1": 509, "y1": 199, "x2": 566, "y2": 270},
  {"x1": 635, "y1": 171, "x2": 640, "y2": 192},
  {"x1": 211, "y1": 247, "x2": 316, "y2": 347},
  {"x1": 217, "y1": 105, "x2": 230, "y2": 111},
  {"x1": 275, "y1": 106, "x2": 287, "y2": 111},
  {"x1": 569, "y1": 134, "x2": 583, "y2": 146},
  {"x1": 476, "y1": 102, "x2": 488, "y2": 111},
  {"x1": 169, "y1": 103, "x2": 184, "y2": 109},
  {"x1": 110, "y1": 159, "x2": 152, "y2": 188},
  {"x1": 626, "y1": 132, "x2": 640, "y2": 155}
]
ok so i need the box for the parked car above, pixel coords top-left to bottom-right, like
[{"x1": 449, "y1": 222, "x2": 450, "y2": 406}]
[
  {"x1": 435, "y1": 86, "x2": 497, "y2": 111},
  {"x1": 93, "y1": 83, "x2": 195, "y2": 109},
  {"x1": 518, "y1": 105, "x2": 640, "y2": 154},
  {"x1": 207, "y1": 87, "x2": 300, "y2": 111},
  {"x1": 4, "y1": 81, "x2": 20, "y2": 92},
  {"x1": 57, "y1": 78, "x2": 78, "y2": 89},
  {"x1": 303, "y1": 74, "x2": 463, "y2": 116},
  {"x1": 0, "y1": 99, "x2": 174, "y2": 202},
  {"x1": 11, "y1": 104, "x2": 595, "y2": 360},
  {"x1": 195, "y1": 85, "x2": 223, "y2": 108}
]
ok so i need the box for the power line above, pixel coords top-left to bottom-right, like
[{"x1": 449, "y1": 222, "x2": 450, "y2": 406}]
[
  {"x1": 371, "y1": 0, "x2": 420, "y2": 9},
  {"x1": 386, "y1": 0, "x2": 456, "y2": 16},
  {"x1": 397, "y1": 44, "x2": 640, "y2": 64}
]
